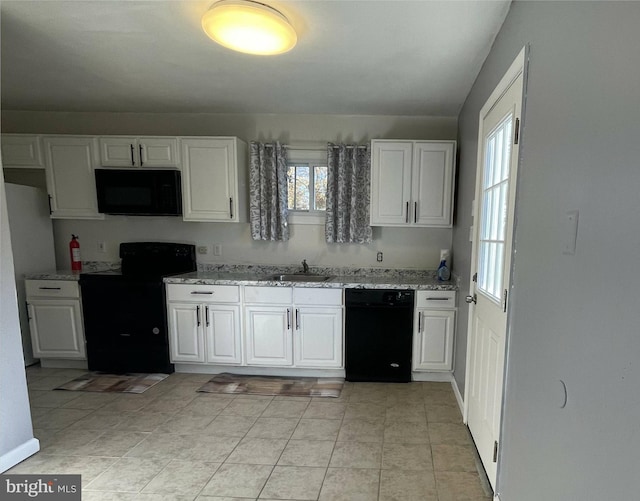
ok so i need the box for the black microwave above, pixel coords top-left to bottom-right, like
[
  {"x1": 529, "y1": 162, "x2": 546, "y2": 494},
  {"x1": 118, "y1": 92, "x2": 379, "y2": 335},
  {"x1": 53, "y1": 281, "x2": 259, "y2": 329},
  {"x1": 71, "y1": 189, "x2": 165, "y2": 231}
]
[{"x1": 95, "y1": 169, "x2": 182, "y2": 216}]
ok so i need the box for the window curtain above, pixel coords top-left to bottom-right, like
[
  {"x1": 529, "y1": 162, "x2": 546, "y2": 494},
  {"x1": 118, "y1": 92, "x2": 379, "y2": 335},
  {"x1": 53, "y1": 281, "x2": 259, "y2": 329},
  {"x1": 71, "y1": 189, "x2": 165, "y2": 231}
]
[
  {"x1": 325, "y1": 143, "x2": 373, "y2": 244},
  {"x1": 249, "y1": 141, "x2": 289, "y2": 241}
]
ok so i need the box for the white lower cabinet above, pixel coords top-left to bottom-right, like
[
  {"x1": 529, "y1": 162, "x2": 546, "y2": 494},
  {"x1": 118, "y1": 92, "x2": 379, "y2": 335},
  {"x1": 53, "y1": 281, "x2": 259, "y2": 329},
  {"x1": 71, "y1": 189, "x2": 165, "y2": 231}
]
[
  {"x1": 295, "y1": 306, "x2": 343, "y2": 368},
  {"x1": 413, "y1": 291, "x2": 456, "y2": 372},
  {"x1": 168, "y1": 302, "x2": 204, "y2": 363},
  {"x1": 244, "y1": 286, "x2": 343, "y2": 369},
  {"x1": 245, "y1": 306, "x2": 293, "y2": 366},
  {"x1": 293, "y1": 288, "x2": 343, "y2": 368},
  {"x1": 166, "y1": 285, "x2": 242, "y2": 365},
  {"x1": 168, "y1": 285, "x2": 344, "y2": 370},
  {"x1": 25, "y1": 280, "x2": 86, "y2": 360}
]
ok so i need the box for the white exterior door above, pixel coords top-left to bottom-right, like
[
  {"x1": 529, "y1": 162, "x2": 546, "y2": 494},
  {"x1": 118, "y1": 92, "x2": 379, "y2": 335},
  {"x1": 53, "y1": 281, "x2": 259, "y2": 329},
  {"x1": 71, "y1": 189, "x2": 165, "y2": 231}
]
[
  {"x1": 168, "y1": 302, "x2": 205, "y2": 363},
  {"x1": 205, "y1": 305, "x2": 242, "y2": 364},
  {"x1": 294, "y1": 307, "x2": 343, "y2": 368},
  {"x1": 27, "y1": 299, "x2": 85, "y2": 358},
  {"x1": 465, "y1": 51, "x2": 525, "y2": 489},
  {"x1": 245, "y1": 306, "x2": 292, "y2": 366}
]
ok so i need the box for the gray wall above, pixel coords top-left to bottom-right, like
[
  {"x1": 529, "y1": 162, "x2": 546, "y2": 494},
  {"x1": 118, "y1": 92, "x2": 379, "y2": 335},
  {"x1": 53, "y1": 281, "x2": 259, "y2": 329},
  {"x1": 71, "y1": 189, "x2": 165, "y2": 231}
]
[{"x1": 453, "y1": 1, "x2": 640, "y2": 498}]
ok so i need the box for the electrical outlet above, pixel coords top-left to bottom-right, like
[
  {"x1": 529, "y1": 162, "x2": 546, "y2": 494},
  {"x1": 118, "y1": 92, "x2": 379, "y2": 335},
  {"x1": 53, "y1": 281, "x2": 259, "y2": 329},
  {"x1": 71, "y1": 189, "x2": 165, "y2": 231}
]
[
  {"x1": 97, "y1": 241, "x2": 107, "y2": 253},
  {"x1": 214, "y1": 244, "x2": 222, "y2": 256},
  {"x1": 376, "y1": 251, "x2": 383, "y2": 262},
  {"x1": 197, "y1": 245, "x2": 210, "y2": 255}
]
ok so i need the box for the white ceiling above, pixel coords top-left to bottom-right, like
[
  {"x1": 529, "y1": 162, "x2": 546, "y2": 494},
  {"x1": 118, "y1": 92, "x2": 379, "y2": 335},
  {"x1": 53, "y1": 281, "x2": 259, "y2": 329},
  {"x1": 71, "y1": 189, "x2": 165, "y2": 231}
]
[{"x1": 0, "y1": 0, "x2": 511, "y2": 116}]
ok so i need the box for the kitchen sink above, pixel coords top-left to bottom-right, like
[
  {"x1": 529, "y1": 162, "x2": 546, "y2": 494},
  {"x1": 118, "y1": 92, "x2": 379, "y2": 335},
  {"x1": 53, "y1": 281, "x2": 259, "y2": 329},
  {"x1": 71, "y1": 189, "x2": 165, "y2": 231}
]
[{"x1": 265, "y1": 274, "x2": 334, "y2": 282}]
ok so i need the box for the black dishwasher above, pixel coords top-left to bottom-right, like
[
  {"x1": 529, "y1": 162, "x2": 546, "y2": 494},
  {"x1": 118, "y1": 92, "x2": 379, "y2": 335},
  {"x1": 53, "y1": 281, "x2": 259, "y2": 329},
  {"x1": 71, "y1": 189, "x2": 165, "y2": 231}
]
[{"x1": 345, "y1": 289, "x2": 414, "y2": 383}]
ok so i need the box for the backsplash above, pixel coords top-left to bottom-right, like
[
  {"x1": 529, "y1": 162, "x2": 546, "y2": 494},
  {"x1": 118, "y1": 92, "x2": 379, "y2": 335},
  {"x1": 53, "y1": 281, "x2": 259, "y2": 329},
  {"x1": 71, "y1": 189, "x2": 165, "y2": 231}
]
[{"x1": 197, "y1": 263, "x2": 441, "y2": 279}]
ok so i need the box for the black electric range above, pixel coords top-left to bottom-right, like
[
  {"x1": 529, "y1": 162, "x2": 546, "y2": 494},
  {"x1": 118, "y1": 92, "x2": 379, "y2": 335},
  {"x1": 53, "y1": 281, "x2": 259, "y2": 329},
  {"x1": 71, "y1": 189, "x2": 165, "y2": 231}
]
[{"x1": 79, "y1": 242, "x2": 196, "y2": 374}]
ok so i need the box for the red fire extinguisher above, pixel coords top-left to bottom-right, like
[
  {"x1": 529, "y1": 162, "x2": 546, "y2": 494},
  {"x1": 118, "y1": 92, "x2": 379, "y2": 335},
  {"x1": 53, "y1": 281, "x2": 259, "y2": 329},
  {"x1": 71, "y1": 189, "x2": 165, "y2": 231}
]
[{"x1": 70, "y1": 234, "x2": 82, "y2": 272}]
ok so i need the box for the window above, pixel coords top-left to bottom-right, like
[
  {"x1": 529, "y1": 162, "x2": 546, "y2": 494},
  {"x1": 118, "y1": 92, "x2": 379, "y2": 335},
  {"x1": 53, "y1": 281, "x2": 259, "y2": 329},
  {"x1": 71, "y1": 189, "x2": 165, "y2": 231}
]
[{"x1": 286, "y1": 149, "x2": 327, "y2": 224}]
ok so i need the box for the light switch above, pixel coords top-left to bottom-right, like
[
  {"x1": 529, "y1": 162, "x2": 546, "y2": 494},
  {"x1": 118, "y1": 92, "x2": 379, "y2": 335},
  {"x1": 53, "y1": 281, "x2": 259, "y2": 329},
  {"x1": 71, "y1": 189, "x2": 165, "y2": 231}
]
[{"x1": 562, "y1": 210, "x2": 579, "y2": 255}]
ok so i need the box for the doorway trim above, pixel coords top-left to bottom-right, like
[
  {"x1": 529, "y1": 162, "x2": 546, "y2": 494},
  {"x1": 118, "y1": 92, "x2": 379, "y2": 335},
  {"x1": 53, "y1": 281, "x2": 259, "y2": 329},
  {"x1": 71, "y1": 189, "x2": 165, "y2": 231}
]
[{"x1": 463, "y1": 45, "x2": 529, "y2": 494}]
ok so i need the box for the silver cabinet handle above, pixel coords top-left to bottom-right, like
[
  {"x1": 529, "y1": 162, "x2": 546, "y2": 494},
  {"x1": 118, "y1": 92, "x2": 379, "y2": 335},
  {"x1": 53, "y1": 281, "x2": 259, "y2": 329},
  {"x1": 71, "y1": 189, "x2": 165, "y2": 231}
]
[
  {"x1": 190, "y1": 291, "x2": 213, "y2": 295},
  {"x1": 418, "y1": 311, "x2": 422, "y2": 332},
  {"x1": 414, "y1": 201, "x2": 417, "y2": 223},
  {"x1": 229, "y1": 197, "x2": 234, "y2": 219},
  {"x1": 286, "y1": 309, "x2": 291, "y2": 330},
  {"x1": 426, "y1": 297, "x2": 449, "y2": 301},
  {"x1": 130, "y1": 144, "x2": 135, "y2": 165},
  {"x1": 205, "y1": 306, "x2": 210, "y2": 327},
  {"x1": 139, "y1": 144, "x2": 144, "y2": 166},
  {"x1": 196, "y1": 305, "x2": 201, "y2": 326},
  {"x1": 405, "y1": 201, "x2": 409, "y2": 223},
  {"x1": 295, "y1": 309, "x2": 299, "y2": 330},
  {"x1": 39, "y1": 286, "x2": 61, "y2": 290}
]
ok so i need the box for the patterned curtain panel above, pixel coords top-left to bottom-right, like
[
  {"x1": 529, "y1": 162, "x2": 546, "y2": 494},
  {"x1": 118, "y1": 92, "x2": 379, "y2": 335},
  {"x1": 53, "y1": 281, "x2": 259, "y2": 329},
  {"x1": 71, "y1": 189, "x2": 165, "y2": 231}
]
[
  {"x1": 325, "y1": 143, "x2": 373, "y2": 244},
  {"x1": 249, "y1": 142, "x2": 289, "y2": 241}
]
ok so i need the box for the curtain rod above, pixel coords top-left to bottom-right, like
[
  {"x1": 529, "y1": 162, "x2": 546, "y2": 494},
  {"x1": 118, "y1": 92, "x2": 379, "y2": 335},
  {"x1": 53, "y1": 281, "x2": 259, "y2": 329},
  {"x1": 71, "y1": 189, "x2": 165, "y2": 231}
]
[{"x1": 258, "y1": 144, "x2": 368, "y2": 150}]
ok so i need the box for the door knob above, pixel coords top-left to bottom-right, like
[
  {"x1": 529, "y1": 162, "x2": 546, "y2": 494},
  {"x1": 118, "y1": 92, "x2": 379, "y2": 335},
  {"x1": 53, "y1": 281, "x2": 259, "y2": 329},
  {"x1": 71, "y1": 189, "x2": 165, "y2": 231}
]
[{"x1": 465, "y1": 294, "x2": 477, "y2": 304}]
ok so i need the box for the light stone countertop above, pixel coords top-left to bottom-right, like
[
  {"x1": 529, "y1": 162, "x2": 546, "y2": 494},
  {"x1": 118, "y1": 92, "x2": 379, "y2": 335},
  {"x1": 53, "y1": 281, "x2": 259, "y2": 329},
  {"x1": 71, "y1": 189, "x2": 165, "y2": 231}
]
[
  {"x1": 25, "y1": 262, "x2": 121, "y2": 281},
  {"x1": 26, "y1": 263, "x2": 458, "y2": 291},
  {"x1": 164, "y1": 270, "x2": 458, "y2": 291}
]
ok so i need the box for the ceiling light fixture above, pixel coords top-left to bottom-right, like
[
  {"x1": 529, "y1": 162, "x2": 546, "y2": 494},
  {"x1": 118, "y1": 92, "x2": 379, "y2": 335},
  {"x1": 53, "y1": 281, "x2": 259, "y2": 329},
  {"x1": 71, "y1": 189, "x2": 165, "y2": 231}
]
[{"x1": 201, "y1": 0, "x2": 297, "y2": 56}]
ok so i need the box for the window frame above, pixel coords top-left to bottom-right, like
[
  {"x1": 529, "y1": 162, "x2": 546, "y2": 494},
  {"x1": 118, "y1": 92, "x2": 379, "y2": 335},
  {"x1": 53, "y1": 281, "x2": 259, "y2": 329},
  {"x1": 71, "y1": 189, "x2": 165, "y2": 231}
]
[{"x1": 286, "y1": 148, "x2": 327, "y2": 225}]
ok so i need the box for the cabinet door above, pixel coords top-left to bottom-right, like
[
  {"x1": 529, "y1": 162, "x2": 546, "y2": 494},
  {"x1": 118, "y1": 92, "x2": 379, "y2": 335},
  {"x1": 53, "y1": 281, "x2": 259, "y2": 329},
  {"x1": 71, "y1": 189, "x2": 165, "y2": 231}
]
[
  {"x1": 99, "y1": 137, "x2": 138, "y2": 167},
  {"x1": 244, "y1": 306, "x2": 292, "y2": 366},
  {"x1": 43, "y1": 137, "x2": 103, "y2": 219},
  {"x1": 294, "y1": 307, "x2": 343, "y2": 368},
  {"x1": 412, "y1": 142, "x2": 455, "y2": 227},
  {"x1": 413, "y1": 309, "x2": 455, "y2": 371},
  {"x1": 181, "y1": 138, "x2": 238, "y2": 221},
  {"x1": 139, "y1": 137, "x2": 179, "y2": 168},
  {"x1": 205, "y1": 305, "x2": 242, "y2": 364},
  {"x1": 370, "y1": 141, "x2": 413, "y2": 226},
  {"x1": 1, "y1": 134, "x2": 44, "y2": 168},
  {"x1": 168, "y1": 302, "x2": 205, "y2": 362},
  {"x1": 27, "y1": 299, "x2": 85, "y2": 359}
]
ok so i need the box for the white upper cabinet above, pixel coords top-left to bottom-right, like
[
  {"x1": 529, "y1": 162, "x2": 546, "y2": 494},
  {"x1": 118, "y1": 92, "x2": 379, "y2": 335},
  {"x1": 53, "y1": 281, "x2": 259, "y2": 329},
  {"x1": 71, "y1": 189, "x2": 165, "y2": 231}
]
[
  {"x1": 181, "y1": 137, "x2": 248, "y2": 222},
  {"x1": 1, "y1": 134, "x2": 44, "y2": 168},
  {"x1": 370, "y1": 140, "x2": 456, "y2": 227},
  {"x1": 98, "y1": 136, "x2": 179, "y2": 168},
  {"x1": 42, "y1": 136, "x2": 104, "y2": 219}
]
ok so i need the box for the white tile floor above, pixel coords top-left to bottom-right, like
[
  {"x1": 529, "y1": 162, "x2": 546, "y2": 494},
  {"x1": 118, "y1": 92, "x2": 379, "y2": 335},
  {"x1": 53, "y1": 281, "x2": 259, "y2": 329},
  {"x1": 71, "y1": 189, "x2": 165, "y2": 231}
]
[{"x1": 9, "y1": 366, "x2": 492, "y2": 500}]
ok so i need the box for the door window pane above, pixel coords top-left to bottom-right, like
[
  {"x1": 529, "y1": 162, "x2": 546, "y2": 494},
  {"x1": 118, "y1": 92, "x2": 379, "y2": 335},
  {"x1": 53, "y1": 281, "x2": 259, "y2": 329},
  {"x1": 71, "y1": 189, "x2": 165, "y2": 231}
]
[{"x1": 478, "y1": 114, "x2": 513, "y2": 302}]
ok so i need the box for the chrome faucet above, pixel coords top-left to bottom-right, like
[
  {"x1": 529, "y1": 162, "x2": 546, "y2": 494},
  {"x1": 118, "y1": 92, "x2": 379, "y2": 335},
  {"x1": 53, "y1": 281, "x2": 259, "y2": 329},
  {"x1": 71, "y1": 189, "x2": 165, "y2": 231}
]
[{"x1": 301, "y1": 259, "x2": 309, "y2": 274}]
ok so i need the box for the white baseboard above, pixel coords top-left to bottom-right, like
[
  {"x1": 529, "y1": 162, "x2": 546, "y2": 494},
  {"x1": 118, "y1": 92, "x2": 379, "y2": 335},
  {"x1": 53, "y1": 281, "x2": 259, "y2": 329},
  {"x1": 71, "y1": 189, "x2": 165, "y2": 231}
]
[
  {"x1": 174, "y1": 364, "x2": 345, "y2": 378},
  {"x1": 0, "y1": 438, "x2": 40, "y2": 473},
  {"x1": 39, "y1": 359, "x2": 88, "y2": 369},
  {"x1": 411, "y1": 372, "x2": 453, "y2": 382},
  {"x1": 451, "y1": 377, "x2": 464, "y2": 414}
]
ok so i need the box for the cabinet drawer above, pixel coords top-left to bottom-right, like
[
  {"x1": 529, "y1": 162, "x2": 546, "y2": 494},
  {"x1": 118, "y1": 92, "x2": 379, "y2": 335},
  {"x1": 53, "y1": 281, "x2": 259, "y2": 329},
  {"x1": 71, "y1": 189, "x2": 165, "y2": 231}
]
[
  {"x1": 166, "y1": 284, "x2": 240, "y2": 303},
  {"x1": 26, "y1": 280, "x2": 80, "y2": 298},
  {"x1": 244, "y1": 286, "x2": 292, "y2": 304},
  {"x1": 415, "y1": 290, "x2": 456, "y2": 309},
  {"x1": 294, "y1": 288, "x2": 343, "y2": 306}
]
